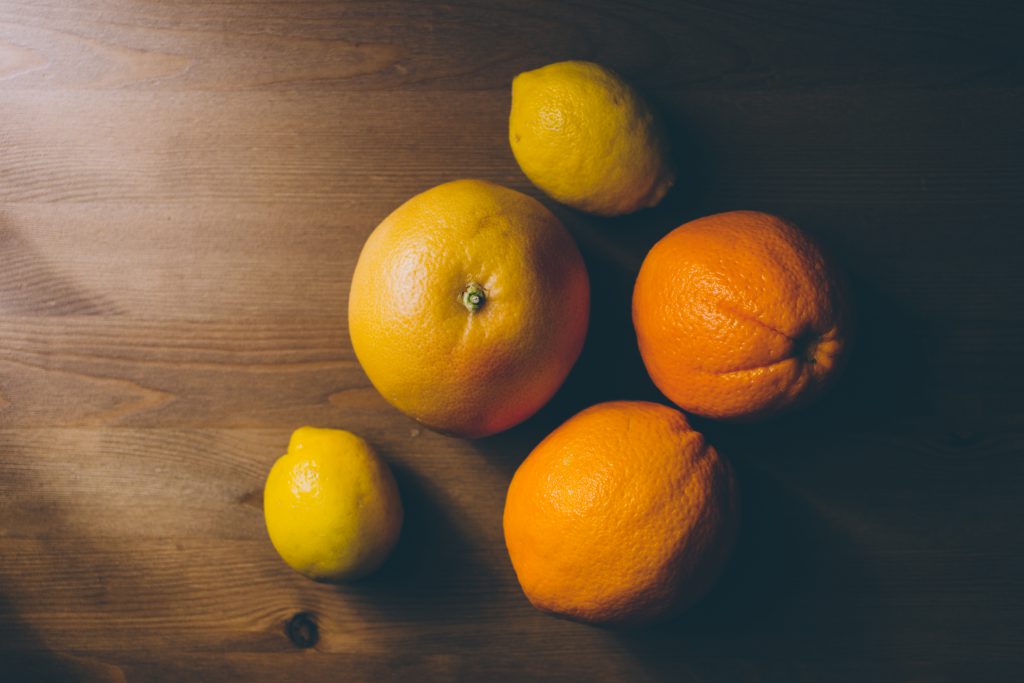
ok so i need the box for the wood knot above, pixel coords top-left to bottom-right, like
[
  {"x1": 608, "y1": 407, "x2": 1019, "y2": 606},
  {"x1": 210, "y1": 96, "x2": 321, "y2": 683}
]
[
  {"x1": 238, "y1": 489, "x2": 263, "y2": 510},
  {"x1": 286, "y1": 612, "x2": 319, "y2": 649}
]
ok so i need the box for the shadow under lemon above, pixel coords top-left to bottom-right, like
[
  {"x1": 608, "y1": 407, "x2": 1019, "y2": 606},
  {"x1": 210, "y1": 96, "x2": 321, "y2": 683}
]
[{"x1": 336, "y1": 459, "x2": 507, "y2": 633}]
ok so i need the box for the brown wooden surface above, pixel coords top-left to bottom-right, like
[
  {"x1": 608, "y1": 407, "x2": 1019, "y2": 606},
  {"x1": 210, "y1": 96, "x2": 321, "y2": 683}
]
[{"x1": 2, "y1": 1, "x2": 1023, "y2": 681}]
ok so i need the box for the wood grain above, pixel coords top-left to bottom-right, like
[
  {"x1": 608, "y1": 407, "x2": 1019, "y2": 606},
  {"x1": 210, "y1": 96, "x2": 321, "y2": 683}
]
[{"x1": 2, "y1": 0, "x2": 1023, "y2": 681}]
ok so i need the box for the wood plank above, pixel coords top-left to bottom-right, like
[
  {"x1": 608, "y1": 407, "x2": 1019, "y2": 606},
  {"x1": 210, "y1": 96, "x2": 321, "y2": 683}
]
[
  {"x1": 0, "y1": 91, "x2": 517, "y2": 205},
  {"x1": 0, "y1": 313, "x2": 1022, "y2": 428},
  {"x1": 0, "y1": 316, "x2": 370, "y2": 427},
  {"x1": 3, "y1": 88, "x2": 1022, "y2": 207},
  {"x1": 0, "y1": 0, "x2": 1019, "y2": 93}
]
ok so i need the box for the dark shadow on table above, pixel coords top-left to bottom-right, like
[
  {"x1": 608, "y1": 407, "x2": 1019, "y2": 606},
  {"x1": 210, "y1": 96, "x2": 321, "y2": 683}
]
[
  {"x1": 477, "y1": 196, "x2": 935, "y2": 461},
  {"x1": 474, "y1": 112, "x2": 721, "y2": 475},
  {"x1": 0, "y1": 649, "x2": 115, "y2": 683},
  {"x1": 694, "y1": 270, "x2": 935, "y2": 444},
  {"x1": 0, "y1": 594, "x2": 77, "y2": 683},
  {"x1": 460, "y1": 93, "x2": 935, "y2": 677},
  {"x1": 0, "y1": 452, "x2": 119, "y2": 683},
  {"x1": 472, "y1": 205, "x2": 667, "y2": 476},
  {"x1": 609, "y1": 458, "x2": 885, "y2": 680},
  {"x1": 477, "y1": 206, "x2": 934, "y2": 676},
  {"x1": 611, "y1": 275, "x2": 933, "y2": 677},
  {"x1": 338, "y1": 458, "x2": 504, "y2": 638}
]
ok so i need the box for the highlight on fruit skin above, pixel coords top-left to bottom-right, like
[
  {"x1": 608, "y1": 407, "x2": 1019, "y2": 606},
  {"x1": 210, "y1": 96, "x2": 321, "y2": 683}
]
[
  {"x1": 509, "y1": 60, "x2": 675, "y2": 216},
  {"x1": 503, "y1": 401, "x2": 739, "y2": 626},
  {"x1": 348, "y1": 179, "x2": 590, "y2": 438},
  {"x1": 633, "y1": 210, "x2": 850, "y2": 420},
  {"x1": 263, "y1": 426, "x2": 403, "y2": 582}
]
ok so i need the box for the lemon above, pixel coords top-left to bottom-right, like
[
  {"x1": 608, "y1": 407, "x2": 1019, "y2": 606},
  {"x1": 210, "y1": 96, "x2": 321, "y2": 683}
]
[
  {"x1": 263, "y1": 427, "x2": 403, "y2": 581},
  {"x1": 509, "y1": 60, "x2": 675, "y2": 216}
]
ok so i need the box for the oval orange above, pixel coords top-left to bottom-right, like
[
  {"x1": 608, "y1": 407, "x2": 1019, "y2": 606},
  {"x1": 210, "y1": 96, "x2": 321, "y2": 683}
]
[
  {"x1": 633, "y1": 211, "x2": 849, "y2": 420},
  {"x1": 503, "y1": 401, "x2": 738, "y2": 625}
]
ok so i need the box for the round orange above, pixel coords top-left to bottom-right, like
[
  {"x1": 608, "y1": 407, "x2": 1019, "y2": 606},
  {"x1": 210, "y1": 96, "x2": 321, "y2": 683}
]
[
  {"x1": 348, "y1": 179, "x2": 590, "y2": 438},
  {"x1": 633, "y1": 211, "x2": 848, "y2": 420},
  {"x1": 503, "y1": 401, "x2": 738, "y2": 625}
]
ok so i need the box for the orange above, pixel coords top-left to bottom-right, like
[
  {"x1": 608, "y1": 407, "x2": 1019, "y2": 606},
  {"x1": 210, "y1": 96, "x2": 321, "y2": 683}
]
[
  {"x1": 348, "y1": 179, "x2": 590, "y2": 438},
  {"x1": 503, "y1": 401, "x2": 738, "y2": 625},
  {"x1": 632, "y1": 211, "x2": 848, "y2": 420}
]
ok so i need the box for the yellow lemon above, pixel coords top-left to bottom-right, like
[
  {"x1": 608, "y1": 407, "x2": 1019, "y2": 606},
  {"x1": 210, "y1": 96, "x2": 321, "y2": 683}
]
[
  {"x1": 509, "y1": 60, "x2": 675, "y2": 216},
  {"x1": 263, "y1": 427, "x2": 403, "y2": 581}
]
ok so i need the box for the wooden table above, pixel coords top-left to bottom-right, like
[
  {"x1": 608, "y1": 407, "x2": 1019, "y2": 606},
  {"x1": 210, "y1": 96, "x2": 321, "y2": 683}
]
[{"x1": 2, "y1": 1, "x2": 1022, "y2": 681}]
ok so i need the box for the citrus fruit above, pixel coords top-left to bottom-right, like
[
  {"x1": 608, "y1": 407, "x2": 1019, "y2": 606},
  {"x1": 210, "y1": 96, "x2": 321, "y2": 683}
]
[
  {"x1": 263, "y1": 426, "x2": 403, "y2": 581},
  {"x1": 633, "y1": 210, "x2": 849, "y2": 420},
  {"x1": 503, "y1": 401, "x2": 738, "y2": 625},
  {"x1": 509, "y1": 60, "x2": 675, "y2": 216},
  {"x1": 348, "y1": 179, "x2": 590, "y2": 438}
]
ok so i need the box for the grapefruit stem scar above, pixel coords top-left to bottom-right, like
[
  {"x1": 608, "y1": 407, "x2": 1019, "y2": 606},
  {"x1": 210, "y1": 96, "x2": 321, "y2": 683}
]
[{"x1": 462, "y1": 282, "x2": 487, "y2": 312}]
